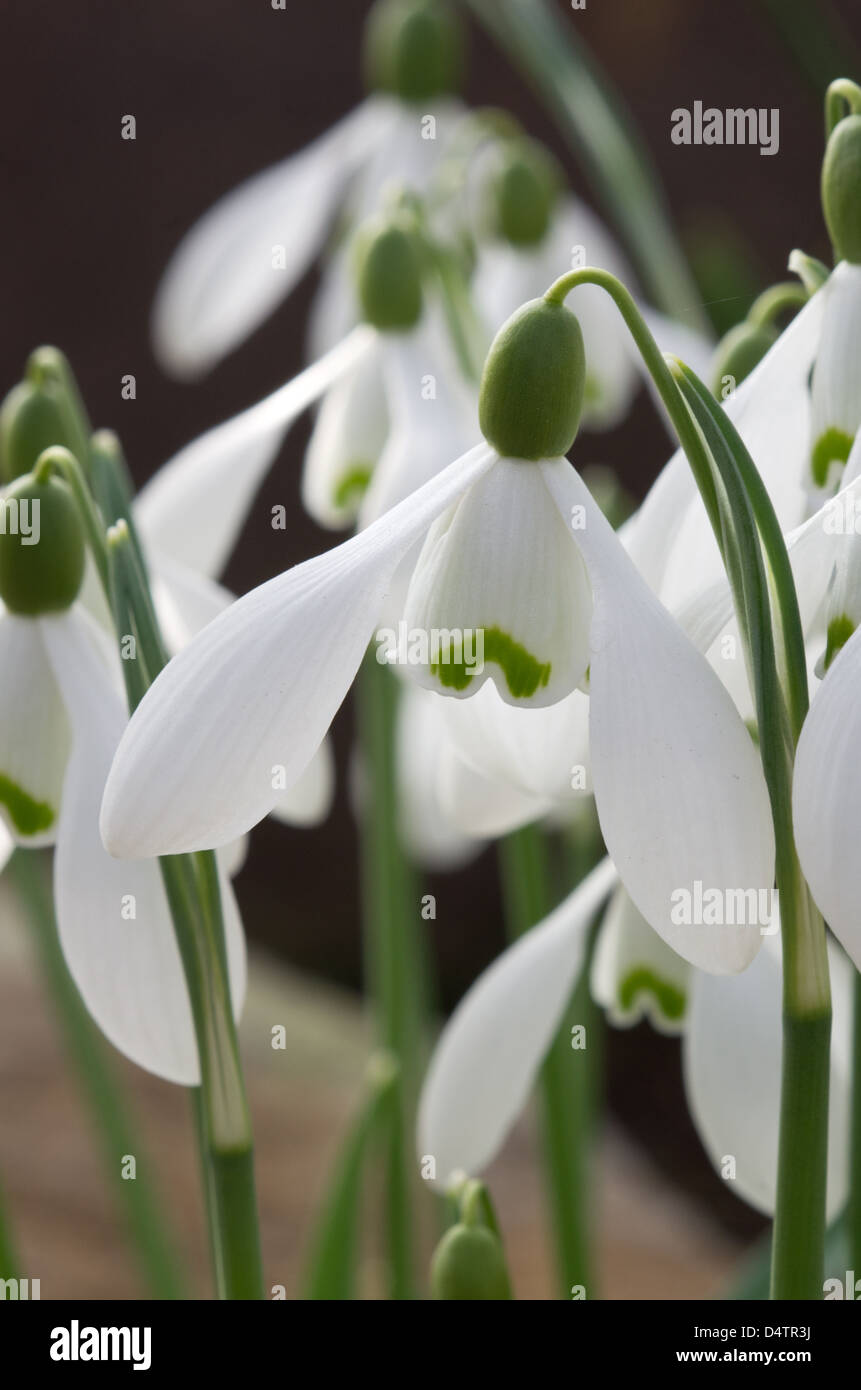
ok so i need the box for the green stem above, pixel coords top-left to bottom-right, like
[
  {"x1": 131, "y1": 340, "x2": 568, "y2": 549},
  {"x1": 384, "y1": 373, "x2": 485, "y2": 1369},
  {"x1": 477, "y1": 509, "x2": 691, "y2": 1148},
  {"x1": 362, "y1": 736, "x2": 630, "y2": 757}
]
[
  {"x1": 498, "y1": 824, "x2": 595, "y2": 1298},
  {"x1": 0, "y1": 1174, "x2": 21, "y2": 1282},
  {"x1": 461, "y1": 0, "x2": 709, "y2": 331},
  {"x1": 825, "y1": 78, "x2": 861, "y2": 138},
  {"x1": 356, "y1": 653, "x2": 424, "y2": 1299},
  {"x1": 747, "y1": 281, "x2": 809, "y2": 331},
  {"x1": 8, "y1": 849, "x2": 185, "y2": 1298}
]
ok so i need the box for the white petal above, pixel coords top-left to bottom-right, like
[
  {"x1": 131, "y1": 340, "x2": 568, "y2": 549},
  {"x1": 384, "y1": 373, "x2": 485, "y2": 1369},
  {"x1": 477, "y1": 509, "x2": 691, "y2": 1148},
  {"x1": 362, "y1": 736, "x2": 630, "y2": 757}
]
[
  {"x1": 793, "y1": 624, "x2": 861, "y2": 967},
  {"x1": 684, "y1": 932, "x2": 850, "y2": 1218},
  {"x1": 810, "y1": 262, "x2": 861, "y2": 490},
  {"x1": 134, "y1": 326, "x2": 376, "y2": 579},
  {"x1": 402, "y1": 457, "x2": 592, "y2": 707},
  {"x1": 418, "y1": 856, "x2": 619, "y2": 1186},
  {"x1": 591, "y1": 885, "x2": 690, "y2": 1033},
  {"x1": 358, "y1": 315, "x2": 480, "y2": 527},
  {"x1": 301, "y1": 340, "x2": 389, "y2": 530},
  {"x1": 0, "y1": 611, "x2": 69, "y2": 847},
  {"x1": 0, "y1": 820, "x2": 13, "y2": 873},
  {"x1": 148, "y1": 550, "x2": 234, "y2": 651},
  {"x1": 40, "y1": 608, "x2": 247, "y2": 1085},
  {"x1": 542, "y1": 460, "x2": 775, "y2": 973},
  {"x1": 636, "y1": 288, "x2": 824, "y2": 612},
  {"x1": 436, "y1": 739, "x2": 553, "y2": 839},
  {"x1": 396, "y1": 684, "x2": 485, "y2": 870},
  {"x1": 269, "y1": 735, "x2": 335, "y2": 828},
  {"x1": 102, "y1": 443, "x2": 497, "y2": 858},
  {"x1": 152, "y1": 98, "x2": 392, "y2": 377}
]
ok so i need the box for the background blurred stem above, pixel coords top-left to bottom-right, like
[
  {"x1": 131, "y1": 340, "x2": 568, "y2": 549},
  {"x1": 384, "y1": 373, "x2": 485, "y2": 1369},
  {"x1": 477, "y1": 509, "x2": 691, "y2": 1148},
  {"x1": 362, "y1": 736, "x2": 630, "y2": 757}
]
[
  {"x1": 0, "y1": 1173, "x2": 21, "y2": 1282},
  {"x1": 7, "y1": 848, "x2": 185, "y2": 1299},
  {"x1": 850, "y1": 973, "x2": 861, "y2": 1279},
  {"x1": 461, "y1": 0, "x2": 709, "y2": 332},
  {"x1": 756, "y1": 0, "x2": 861, "y2": 100},
  {"x1": 498, "y1": 822, "x2": 597, "y2": 1298},
  {"x1": 357, "y1": 654, "x2": 425, "y2": 1299}
]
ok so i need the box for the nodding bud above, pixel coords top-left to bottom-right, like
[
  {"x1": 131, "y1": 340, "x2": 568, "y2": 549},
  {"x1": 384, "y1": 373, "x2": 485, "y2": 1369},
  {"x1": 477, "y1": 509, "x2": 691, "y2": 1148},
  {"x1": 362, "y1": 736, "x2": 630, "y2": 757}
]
[
  {"x1": 492, "y1": 138, "x2": 559, "y2": 248},
  {"x1": 363, "y1": 0, "x2": 463, "y2": 104},
  {"x1": 355, "y1": 213, "x2": 425, "y2": 332},
  {"x1": 0, "y1": 449, "x2": 85, "y2": 616},
  {"x1": 430, "y1": 1223, "x2": 512, "y2": 1300},
  {"x1": 0, "y1": 378, "x2": 74, "y2": 484},
  {"x1": 710, "y1": 321, "x2": 777, "y2": 394},
  {"x1": 479, "y1": 297, "x2": 586, "y2": 460},
  {"x1": 822, "y1": 114, "x2": 861, "y2": 264}
]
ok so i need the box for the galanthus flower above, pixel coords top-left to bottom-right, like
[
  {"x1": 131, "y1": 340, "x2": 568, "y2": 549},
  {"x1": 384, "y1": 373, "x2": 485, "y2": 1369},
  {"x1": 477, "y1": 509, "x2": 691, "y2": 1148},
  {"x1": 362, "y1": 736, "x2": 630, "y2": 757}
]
[
  {"x1": 152, "y1": 0, "x2": 467, "y2": 377},
  {"x1": 0, "y1": 364, "x2": 333, "y2": 841},
  {"x1": 469, "y1": 134, "x2": 712, "y2": 431},
  {"x1": 103, "y1": 293, "x2": 774, "y2": 977},
  {"x1": 0, "y1": 456, "x2": 246, "y2": 1083},
  {"x1": 416, "y1": 856, "x2": 852, "y2": 1216},
  {"x1": 143, "y1": 209, "x2": 479, "y2": 543}
]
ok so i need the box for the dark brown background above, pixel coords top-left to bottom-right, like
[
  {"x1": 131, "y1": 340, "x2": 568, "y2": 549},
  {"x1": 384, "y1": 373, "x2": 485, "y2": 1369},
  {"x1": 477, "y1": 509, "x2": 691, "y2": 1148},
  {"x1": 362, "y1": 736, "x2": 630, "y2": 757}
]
[{"x1": 1, "y1": 0, "x2": 858, "y2": 1232}]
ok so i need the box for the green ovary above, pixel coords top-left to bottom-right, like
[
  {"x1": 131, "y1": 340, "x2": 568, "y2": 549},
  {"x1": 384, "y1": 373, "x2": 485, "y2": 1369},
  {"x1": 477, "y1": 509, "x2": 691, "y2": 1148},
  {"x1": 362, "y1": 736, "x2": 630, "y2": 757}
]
[
  {"x1": 333, "y1": 463, "x2": 373, "y2": 510},
  {"x1": 825, "y1": 613, "x2": 855, "y2": 670},
  {"x1": 0, "y1": 773, "x2": 54, "y2": 835},
  {"x1": 811, "y1": 427, "x2": 853, "y2": 488},
  {"x1": 430, "y1": 627, "x2": 551, "y2": 698},
  {"x1": 618, "y1": 968, "x2": 686, "y2": 1023}
]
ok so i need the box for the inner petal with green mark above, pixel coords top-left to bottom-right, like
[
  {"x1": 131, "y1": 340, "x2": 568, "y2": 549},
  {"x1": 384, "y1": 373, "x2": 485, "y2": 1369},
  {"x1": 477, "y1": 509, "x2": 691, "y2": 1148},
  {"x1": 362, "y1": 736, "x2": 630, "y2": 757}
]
[
  {"x1": 618, "y1": 967, "x2": 687, "y2": 1025},
  {"x1": 0, "y1": 772, "x2": 55, "y2": 836},
  {"x1": 332, "y1": 462, "x2": 373, "y2": 510},
  {"x1": 811, "y1": 427, "x2": 853, "y2": 488},
  {"x1": 430, "y1": 626, "x2": 551, "y2": 698}
]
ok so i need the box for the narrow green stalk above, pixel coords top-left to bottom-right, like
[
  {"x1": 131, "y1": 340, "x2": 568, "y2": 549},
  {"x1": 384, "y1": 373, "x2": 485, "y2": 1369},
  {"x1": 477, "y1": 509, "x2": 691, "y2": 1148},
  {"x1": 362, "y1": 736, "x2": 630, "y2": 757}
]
[
  {"x1": 7, "y1": 849, "x2": 184, "y2": 1299},
  {"x1": 498, "y1": 823, "x2": 595, "y2": 1298},
  {"x1": 356, "y1": 653, "x2": 424, "y2": 1300},
  {"x1": 747, "y1": 282, "x2": 809, "y2": 331},
  {"x1": 850, "y1": 972, "x2": 861, "y2": 1279},
  {"x1": 462, "y1": 0, "x2": 708, "y2": 331},
  {"x1": 825, "y1": 78, "x2": 861, "y2": 138}
]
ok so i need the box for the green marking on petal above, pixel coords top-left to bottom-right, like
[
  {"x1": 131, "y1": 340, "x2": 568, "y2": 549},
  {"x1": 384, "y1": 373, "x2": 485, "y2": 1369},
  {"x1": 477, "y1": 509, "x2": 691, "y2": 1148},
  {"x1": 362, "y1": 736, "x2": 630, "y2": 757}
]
[
  {"x1": 811, "y1": 427, "x2": 853, "y2": 488},
  {"x1": 825, "y1": 613, "x2": 855, "y2": 670},
  {"x1": 618, "y1": 967, "x2": 686, "y2": 1023},
  {"x1": 430, "y1": 626, "x2": 551, "y2": 698},
  {"x1": 333, "y1": 463, "x2": 373, "y2": 510},
  {"x1": 0, "y1": 773, "x2": 55, "y2": 835}
]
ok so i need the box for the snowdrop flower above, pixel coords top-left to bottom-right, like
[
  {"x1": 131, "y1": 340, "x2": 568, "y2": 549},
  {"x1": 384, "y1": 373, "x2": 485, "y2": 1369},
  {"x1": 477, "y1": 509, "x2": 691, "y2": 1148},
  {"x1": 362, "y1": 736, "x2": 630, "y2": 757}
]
[
  {"x1": 417, "y1": 857, "x2": 852, "y2": 1214},
  {"x1": 143, "y1": 209, "x2": 479, "y2": 545},
  {"x1": 152, "y1": 0, "x2": 466, "y2": 378},
  {"x1": 0, "y1": 456, "x2": 246, "y2": 1082},
  {"x1": 103, "y1": 292, "x2": 773, "y2": 979},
  {"x1": 470, "y1": 135, "x2": 712, "y2": 431},
  {"x1": 0, "y1": 366, "x2": 334, "y2": 836}
]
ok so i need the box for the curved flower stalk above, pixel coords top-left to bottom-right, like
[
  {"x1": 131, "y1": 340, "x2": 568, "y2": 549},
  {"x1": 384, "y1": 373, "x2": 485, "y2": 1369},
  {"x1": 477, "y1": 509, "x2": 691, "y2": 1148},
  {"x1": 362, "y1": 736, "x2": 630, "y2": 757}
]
[
  {"x1": 151, "y1": 0, "x2": 467, "y2": 378},
  {"x1": 416, "y1": 859, "x2": 852, "y2": 1218},
  {"x1": 103, "y1": 294, "x2": 774, "y2": 982},
  {"x1": 0, "y1": 456, "x2": 247, "y2": 1085}
]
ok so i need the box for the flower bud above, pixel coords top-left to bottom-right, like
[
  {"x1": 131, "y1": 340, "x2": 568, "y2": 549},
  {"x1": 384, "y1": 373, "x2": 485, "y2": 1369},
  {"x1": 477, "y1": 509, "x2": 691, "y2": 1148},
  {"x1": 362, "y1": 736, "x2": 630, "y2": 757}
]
[
  {"x1": 492, "y1": 139, "x2": 559, "y2": 248},
  {"x1": 364, "y1": 0, "x2": 463, "y2": 103},
  {"x1": 0, "y1": 451, "x2": 86, "y2": 615},
  {"x1": 0, "y1": 378, "x2": 74, "y2": 484},
  {"x1": 822, "y1": 114, "x2": 861, "y2": 264},
  {"x1": 430, "y1": 1223, "x2": 512, "y2": 1300},
  {"x1": 355, "y1": 215, "x2": 424, "y2": 332},
  {"x1": 479, "y1": 298, "x2": 586, "y2": 459},
  {"x1": 710, "y1": 321, "x2": 777, "y2": 394}
]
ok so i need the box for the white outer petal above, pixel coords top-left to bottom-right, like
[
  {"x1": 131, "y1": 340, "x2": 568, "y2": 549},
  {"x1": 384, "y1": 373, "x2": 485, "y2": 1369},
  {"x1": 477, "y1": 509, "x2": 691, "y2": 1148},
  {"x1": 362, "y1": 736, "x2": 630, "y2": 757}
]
[
  {"x1": 135, "y1": 327, "x2": 376, "y2": 579},
  {"x1": 418, "y1": 857, "x2": 619, "y2": 1186},
  {"x1": 269, "y1": 735, "x2": 335, "y2": 829},
  {"x1": 40, "y1": 608, "x2": 246, "y2": 1085},
  {"x1": 102, "y1": 443, "x2": 497, "y2": 858},
  {"x1": 396, "y1": 684, "x2": 485, "y2": 871},
  {"x1": 542, "y1": 460, "x2": 775, "y2": 974},
  {"x1": 684, "y1": 933, "x2": 850, "y2": 1218},
  {"x1": 793, "y1": 624, "x2": 861, "y2": 967},
  {"x1": 152, "y1": 98, "x2": 393, "y2": 377}
]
